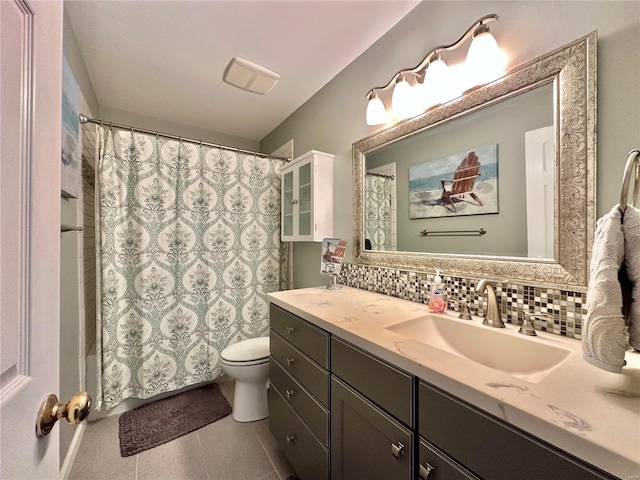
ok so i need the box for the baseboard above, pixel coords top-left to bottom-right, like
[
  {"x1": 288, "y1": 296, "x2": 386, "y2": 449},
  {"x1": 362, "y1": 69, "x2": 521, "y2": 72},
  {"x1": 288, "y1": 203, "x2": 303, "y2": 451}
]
[{"x1": 59, "y1": 421, "x2": 86, "y2": 480}]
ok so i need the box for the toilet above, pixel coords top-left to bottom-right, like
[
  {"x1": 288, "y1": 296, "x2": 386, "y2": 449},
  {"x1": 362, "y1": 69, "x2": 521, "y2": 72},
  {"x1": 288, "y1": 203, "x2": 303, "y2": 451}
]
[{"x1": 220, "y1": 336, "x2": 270, "y2": 422}]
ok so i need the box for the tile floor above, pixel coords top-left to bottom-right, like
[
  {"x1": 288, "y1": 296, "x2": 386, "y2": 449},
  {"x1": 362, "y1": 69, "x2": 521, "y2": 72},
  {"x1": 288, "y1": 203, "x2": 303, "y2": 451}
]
[{"x1": 69, "y1": 381, "x2": 297, "y2": 480}]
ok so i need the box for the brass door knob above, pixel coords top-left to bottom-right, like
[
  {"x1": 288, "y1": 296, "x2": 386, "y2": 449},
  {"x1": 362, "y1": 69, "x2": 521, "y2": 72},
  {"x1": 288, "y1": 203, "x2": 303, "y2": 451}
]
[{"x1": 35, "y1": 391, "x2": 92, "y2": 437}]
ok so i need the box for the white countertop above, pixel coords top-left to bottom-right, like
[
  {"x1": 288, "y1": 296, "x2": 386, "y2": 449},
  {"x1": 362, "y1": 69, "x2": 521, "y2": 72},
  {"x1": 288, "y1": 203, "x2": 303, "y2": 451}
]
[{"x1": 268, "y1": 286, "x2": 640, "y2": 479}]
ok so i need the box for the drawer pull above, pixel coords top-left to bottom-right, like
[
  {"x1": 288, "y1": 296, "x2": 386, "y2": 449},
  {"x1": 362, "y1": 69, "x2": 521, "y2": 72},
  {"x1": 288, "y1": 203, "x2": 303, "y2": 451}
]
[
  {"x1": 286, "y1": 389, "x2": 295, "y2": 398},
  {"x1": 286, "y1": 357, "x2": 295, "y2": 367},
  {"x1": 286, "y1": 434, "x2": 295, "y2": 444},
  {"x1": 391, "y1": 441, "x2": 405, "y2": 459},
  {"x1": 286, "y1": 326, "x2": 296, "y2": 334},
  {"x1": 419, "y1": 463, "x2": 434, "y2": 479}
]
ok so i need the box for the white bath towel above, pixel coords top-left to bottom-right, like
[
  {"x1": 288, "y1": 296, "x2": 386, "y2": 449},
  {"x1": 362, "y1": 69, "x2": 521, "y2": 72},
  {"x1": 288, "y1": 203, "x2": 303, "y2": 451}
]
[
  {"x1": 622, "y1": 205, "x2": 640, "y2": 350},
  {"x1": 582, "y1": 205, "x2": 629, "y2": 373}
]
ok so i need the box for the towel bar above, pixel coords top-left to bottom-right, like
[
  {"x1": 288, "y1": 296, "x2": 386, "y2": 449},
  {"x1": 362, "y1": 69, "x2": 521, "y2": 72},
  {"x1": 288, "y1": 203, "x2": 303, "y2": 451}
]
[
  {"x1": 420, "y1": 228, "x2": 486, "y2": 236},
  {"x1": 620, "y1": 149, "x2": 640, "y2": 213}
]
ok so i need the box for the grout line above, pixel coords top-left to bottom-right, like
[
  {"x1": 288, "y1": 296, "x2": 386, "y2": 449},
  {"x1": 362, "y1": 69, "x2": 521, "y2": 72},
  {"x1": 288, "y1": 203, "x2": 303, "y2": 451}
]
[
  {"x1": 257, "y1": 471, "x2": 278, "y2": 480},
  {"x1": 195, "y1": 430, "x2": 211, "y2": 480},
  {"x1": 253, "y1": 425, "x2": 282, "y2": 480}
]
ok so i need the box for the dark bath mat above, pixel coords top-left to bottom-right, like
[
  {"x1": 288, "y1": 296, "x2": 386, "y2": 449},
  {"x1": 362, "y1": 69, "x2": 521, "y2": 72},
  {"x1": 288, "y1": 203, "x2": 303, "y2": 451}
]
[{"x1": 118, "y1": 382, "x2": 231, "y2": 457}]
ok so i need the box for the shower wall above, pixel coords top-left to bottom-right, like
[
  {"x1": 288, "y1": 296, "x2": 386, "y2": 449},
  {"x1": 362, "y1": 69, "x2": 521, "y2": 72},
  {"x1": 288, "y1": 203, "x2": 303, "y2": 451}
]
[{"x1": 81, "y1": 125, "x2": 97, "y2": 357}]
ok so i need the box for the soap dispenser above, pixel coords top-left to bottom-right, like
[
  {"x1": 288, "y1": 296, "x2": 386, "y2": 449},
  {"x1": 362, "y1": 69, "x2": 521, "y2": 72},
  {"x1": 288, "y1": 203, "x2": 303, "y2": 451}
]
[{"x1": 428, "y1": 269, "x2": 447, "y2": 313}]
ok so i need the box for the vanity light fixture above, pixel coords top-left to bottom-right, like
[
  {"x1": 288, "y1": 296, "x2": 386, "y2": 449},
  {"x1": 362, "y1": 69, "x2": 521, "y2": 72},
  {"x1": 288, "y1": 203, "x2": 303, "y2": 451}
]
[{"x1": 365, "y1": 13, "x2": 507, "y2": 125}]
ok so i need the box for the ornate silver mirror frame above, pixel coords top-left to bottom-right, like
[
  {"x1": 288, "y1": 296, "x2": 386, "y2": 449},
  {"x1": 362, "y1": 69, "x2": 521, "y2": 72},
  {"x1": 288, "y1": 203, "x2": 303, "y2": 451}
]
[{"x1": 353, "y1": 32, "x2": 596, "y2": 289}]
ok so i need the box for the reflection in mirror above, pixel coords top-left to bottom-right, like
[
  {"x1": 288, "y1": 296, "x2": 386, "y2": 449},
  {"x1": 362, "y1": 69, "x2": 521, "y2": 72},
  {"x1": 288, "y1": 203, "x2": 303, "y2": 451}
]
[
  {"x1": 353, "y1": 33, "x2": 596, "y2": 288},
  {"x1": 365, "y1": 82, "x2": 554, "y2": 259},
  {"x1": 364, "y1": 164, "x2": 397, "y2": 251}
]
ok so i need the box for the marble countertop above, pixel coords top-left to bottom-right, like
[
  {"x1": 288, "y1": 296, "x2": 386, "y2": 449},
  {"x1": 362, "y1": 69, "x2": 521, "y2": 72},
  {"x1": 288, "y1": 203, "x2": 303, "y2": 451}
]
[{"x1": 268, "y1": 286, "x2": 640, "y2": 479}]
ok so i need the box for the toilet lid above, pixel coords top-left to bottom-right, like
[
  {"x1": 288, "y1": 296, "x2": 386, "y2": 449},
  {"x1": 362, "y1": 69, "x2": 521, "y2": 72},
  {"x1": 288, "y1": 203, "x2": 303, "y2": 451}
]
[{"x1": 221, "y1": 337, "x2": 270, "y2": 362}]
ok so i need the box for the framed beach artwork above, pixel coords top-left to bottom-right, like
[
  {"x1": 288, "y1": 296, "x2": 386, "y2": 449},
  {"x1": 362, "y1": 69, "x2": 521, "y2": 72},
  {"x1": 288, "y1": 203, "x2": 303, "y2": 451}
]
[{"x1": 409, "y1": 144, "x2": 499, "y2": 219}]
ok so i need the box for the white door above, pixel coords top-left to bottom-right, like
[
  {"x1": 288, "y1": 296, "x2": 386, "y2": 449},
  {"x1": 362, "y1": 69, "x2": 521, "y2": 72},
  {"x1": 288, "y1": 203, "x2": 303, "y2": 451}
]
[
  {"x1": 525, "y1": 126, "x2": 555, "y2": 259},
  {"x1": 1, "y1": 1, "x2": 64, "y2": 478}
]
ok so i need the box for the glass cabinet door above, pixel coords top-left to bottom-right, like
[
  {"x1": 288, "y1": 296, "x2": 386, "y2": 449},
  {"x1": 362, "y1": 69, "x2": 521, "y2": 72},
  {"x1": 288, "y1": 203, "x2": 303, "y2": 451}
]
[
  {"x1": 298, "y1": 162, "x2": 312, "y2": 236},
  {"x1": 283, "y1": 170, "x2": 294, "y2": 237}
]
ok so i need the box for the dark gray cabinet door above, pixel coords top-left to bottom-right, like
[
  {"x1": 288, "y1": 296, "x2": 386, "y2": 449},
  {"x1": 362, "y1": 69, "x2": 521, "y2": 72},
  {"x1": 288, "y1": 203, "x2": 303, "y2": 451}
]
[{"x1": 331, "y1": 376, "x2": 413, "y2": 480}]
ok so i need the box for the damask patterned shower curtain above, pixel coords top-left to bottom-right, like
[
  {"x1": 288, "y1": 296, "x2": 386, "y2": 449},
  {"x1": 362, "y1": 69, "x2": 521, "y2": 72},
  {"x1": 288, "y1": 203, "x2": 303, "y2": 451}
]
[
  {"x1": 95, "y1": 127, "x2": 284, "y2": 410},
  {"x1": 365, "y1": 175, "x2": 392, "y2": 250}
]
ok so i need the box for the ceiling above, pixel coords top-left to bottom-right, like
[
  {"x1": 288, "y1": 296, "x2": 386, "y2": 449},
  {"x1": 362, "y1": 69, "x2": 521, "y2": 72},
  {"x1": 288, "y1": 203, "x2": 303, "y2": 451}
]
[{"x1": 65, "y1": 1, "x2": 420, "y2": 142}]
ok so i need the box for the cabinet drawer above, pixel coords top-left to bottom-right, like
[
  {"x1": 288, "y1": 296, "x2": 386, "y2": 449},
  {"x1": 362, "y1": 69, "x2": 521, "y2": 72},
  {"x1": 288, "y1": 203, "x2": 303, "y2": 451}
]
[
  {"x1": 418, "y1": 438, "x2": 478, "y2": 480},
  {"x1": 270, "y1": 330, "x2": 329, "y2": 407},
  {"x1": 419, "y1": 381, "x2": 616, "y2": 480},
  {"x1": 331, "y1": 337, "x2": 414, "y2": 427},
  {"x1": 269, "y1": 385, "x2": 329, "y2": 480},
  {"x1": 270, "y1": 357, "x2": 329, "y2": 446},
  {"x1": 271, "y1": 304, "x2": 329, "y2": 368}
]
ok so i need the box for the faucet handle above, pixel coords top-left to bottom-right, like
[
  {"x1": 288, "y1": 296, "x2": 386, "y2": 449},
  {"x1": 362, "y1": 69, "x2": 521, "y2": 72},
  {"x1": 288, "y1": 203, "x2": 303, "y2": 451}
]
[
  {"x1": 454, "y1": 298, "x2": 472, "y2": 320},
  {"x1": 520, "y1": 312, "x2": 553, "y2": 336}
]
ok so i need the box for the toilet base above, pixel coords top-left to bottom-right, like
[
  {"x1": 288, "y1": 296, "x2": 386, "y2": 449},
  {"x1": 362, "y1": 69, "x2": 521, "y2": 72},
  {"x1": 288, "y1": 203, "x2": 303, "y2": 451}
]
[{"x1": 231, "y1": 380, "x2": 269, "y2": 422}]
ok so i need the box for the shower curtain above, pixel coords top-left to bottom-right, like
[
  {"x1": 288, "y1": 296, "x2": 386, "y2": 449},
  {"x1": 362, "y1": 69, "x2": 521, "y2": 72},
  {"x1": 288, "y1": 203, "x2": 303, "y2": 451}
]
[
  {"x1": 365, "y1": 175, "x2": 392, "y2": 250},
  {"x1": 95, "y1": 127, "x2": 284, "y2": 410}
]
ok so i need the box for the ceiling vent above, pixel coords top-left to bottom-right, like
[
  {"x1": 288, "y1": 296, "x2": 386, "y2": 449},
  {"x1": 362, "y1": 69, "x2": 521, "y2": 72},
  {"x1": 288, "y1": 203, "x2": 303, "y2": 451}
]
[{"x1": 223, "y1": 57, "x2": 280, "y2": 95}]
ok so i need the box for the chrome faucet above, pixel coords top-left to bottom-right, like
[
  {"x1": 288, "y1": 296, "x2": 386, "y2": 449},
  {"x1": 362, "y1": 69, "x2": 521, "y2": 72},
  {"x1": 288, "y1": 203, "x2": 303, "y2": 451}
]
[{"x1": 475, "y1": 279, "x2": 505, "y2": 328}]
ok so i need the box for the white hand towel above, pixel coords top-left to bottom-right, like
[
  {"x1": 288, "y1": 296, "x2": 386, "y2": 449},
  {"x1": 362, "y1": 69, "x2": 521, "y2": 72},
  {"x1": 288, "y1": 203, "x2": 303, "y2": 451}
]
[
  {"x1": 622, "y1": 205, "x2": 640, "y2": 350},
  {"x1": 582, "y1": 205, "x2": 629, "y2": 373}
]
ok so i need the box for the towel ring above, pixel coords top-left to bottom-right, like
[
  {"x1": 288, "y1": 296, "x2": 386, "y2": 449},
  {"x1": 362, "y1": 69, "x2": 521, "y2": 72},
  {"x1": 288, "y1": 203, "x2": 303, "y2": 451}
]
[{"x1": 620, "y1": 149, "x2": 640, "y2": 213}]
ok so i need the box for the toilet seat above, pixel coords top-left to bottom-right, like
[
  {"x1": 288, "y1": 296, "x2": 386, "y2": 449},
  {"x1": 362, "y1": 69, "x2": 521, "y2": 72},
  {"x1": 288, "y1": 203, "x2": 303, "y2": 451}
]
[
  {"x1": 220, "y1": 356, "x2": 269, "y2": 367},
  {"x1": 221, "y1": 337, "x2": 270, "y2": 364}
]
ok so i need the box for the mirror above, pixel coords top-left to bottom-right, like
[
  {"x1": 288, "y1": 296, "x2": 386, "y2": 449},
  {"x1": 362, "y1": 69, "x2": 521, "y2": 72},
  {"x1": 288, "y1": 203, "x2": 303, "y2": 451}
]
[{"x1": 353, "y1": 33, "x2": 596, "y2": 288}]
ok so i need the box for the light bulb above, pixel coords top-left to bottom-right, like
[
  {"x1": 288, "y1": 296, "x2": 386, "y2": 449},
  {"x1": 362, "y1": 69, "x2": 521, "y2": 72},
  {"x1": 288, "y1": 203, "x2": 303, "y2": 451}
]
[
  {"x1": 391, "y1": 74, "x2": 416, "y2": 119},
  {"x1": 421, "y1": 56, "x2": 449, "y2": 107},
  {"x1": 365, "y1": 92, "x2": 387, "y2": 125},
  {"x1": 466, "y1": 25, "x2": 507, "y2": 87}
]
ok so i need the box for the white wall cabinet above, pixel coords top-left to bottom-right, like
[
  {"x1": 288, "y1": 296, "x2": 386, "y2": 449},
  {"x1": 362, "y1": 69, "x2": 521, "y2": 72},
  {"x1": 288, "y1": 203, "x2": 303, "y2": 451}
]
[{"x1": 281, "y1": 150, "x2": 334, "y2": 242}]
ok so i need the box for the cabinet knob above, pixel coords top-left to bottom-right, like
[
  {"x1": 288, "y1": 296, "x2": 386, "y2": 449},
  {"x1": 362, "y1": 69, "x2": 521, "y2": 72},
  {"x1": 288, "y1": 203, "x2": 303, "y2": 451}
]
[
  {"x1": 286, "y1": 326, "x2": 296, "y2": 334},
  {"x1": 291, "y1": 199, "x2": 299, "y2": 205},
  {"x1": 286, "y1": 389, "x2": 295, "y2": 399},
  {"x1": 286, "y1": 357, "x2": 295, "y2": 367},
  {"x1": 286, "y1": 434, "x2": 295, "y2": 444},
  {"x1": 419, "y1": 463, "x2": 434, "y2": 479},
  {"x1": 391, "y1": 441, "x2": 405, "y2": 459}
]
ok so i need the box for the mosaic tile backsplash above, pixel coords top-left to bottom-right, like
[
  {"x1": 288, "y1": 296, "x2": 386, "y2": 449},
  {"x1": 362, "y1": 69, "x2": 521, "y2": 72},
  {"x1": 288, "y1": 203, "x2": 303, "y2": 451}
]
[{"x1": 339, "y1": 263, "x2": 586, "y2": 340}]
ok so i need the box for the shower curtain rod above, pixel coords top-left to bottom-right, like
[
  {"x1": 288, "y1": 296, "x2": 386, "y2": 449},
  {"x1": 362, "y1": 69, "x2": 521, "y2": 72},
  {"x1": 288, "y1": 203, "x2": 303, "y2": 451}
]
[
  {"x1": 366, "y1": 172, "x2": 395, "y2": 180},
  {"x1": 78, "y1": 114, "x2": 291, "y2": 162}
]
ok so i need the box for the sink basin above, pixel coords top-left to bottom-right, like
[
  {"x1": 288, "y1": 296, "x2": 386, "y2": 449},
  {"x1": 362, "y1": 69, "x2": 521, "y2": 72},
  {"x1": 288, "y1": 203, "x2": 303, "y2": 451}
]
[{"x1": 385, "y1": 314, "x2": 572, "y2": 383}]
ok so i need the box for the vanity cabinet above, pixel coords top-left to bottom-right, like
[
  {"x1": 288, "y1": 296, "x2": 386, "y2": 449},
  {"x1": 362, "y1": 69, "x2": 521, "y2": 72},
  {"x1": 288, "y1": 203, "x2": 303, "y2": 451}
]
[
  {"x1": 269, "y1": 304, "x2": 330, "y2": 480},
  {"x1": 269, "y1": 302, "x2": 619, "y2": 480},
  {"x1": 331, "y1": 337, "x2": 415, "y2": 480},
  {"x1": 281, "y1": 150, "x2": 334, "y2": 242},
  {"x1": 418, "y1": 381, "x2": 617, "y2": 480}
]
